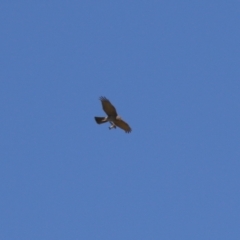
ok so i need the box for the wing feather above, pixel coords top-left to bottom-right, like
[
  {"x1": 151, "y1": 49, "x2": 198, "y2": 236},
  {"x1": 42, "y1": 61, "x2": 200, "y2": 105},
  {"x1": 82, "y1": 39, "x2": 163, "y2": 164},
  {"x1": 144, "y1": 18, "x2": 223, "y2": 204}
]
[
  {"x1": 99, "y1": 96, "x2": 117, "y2": 117},
  {"x1": 113, "y1": 118, "x2": 132, "y2": 133}
]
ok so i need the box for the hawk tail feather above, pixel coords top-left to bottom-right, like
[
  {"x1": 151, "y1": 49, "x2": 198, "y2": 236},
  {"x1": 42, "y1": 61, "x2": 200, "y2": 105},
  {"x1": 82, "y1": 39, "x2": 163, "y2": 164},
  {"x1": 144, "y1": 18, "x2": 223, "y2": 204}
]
[{"x1": 94, "y1": 117, "x2": 107, "y2": 124}]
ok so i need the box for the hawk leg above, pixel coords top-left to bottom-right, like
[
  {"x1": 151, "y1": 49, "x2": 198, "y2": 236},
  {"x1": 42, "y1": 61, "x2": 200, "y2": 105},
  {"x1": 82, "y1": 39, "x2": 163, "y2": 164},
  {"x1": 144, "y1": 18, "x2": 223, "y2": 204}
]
[{"x1": 109, "y1": 122, "x2": 116, "y2": 130}]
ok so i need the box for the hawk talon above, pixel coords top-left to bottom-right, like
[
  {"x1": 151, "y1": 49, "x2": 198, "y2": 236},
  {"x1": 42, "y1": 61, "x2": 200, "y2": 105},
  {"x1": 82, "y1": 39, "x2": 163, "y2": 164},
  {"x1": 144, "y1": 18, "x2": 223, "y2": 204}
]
[{"x1": 109, "y1": 124, "x2": 116, "y2": 130}]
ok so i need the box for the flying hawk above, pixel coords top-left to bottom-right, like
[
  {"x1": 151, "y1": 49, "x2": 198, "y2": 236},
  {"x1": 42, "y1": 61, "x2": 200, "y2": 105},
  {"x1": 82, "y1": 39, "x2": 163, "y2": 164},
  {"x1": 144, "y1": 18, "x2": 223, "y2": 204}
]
[{"x1": 94, "y1": 96, "x2": 132, "y2": 133}]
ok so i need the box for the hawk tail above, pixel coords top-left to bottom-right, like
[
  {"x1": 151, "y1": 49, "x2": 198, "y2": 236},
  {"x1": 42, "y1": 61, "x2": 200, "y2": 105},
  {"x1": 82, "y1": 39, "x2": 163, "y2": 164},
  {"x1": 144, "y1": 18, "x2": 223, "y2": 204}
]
[{"x1": 94, "y1": 117, "x2": 107, "y2": 124}]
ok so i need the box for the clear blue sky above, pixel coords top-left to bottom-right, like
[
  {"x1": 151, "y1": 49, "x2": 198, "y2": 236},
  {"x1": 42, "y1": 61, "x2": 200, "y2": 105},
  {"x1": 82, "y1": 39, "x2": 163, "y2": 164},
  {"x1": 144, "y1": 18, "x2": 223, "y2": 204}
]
[{"x1": 1, "y1": 1, "x2": 239, "y2": 239}]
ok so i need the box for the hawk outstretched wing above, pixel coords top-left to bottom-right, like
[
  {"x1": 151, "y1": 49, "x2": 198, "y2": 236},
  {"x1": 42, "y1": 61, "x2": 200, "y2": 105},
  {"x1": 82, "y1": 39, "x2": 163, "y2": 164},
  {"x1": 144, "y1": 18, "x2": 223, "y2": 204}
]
[
  {"x1": 99, "y1": 96, "x2": 118, "y2": 117},
  {"x1": 113, "y1": 117, "x2": 132, "y2": 133}
]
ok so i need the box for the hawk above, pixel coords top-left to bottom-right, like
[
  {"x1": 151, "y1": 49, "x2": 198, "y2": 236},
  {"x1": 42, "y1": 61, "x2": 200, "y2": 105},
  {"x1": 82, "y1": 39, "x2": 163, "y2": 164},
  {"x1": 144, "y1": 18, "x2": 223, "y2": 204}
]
[{"x1": 94, "y1": 96, "x2": 132, "y2": 133}]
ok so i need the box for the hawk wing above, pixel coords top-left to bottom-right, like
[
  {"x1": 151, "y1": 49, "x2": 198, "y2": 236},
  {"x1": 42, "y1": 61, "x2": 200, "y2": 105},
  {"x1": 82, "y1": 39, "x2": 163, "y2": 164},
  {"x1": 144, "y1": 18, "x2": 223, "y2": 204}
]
[
  {"x1": 100, "y1": 96, "x2": 117, "y2": 117},
  {"x1": 113, "y1": 118, "x2": 132, "y2": 133}
]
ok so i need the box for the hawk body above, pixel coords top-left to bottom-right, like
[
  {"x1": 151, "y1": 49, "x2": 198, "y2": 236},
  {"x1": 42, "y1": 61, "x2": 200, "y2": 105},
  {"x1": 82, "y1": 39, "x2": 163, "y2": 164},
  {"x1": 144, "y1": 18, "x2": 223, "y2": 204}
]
[{"x1": 94, "y1": 96, "x2": 132, "y2": 133}]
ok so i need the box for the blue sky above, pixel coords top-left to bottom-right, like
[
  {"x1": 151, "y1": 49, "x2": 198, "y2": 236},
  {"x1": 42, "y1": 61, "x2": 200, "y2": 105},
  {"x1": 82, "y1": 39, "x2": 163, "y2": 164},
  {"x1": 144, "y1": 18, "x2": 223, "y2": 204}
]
[{"x1": 1, "y1": 1, "x2": 240, "y2": 239}]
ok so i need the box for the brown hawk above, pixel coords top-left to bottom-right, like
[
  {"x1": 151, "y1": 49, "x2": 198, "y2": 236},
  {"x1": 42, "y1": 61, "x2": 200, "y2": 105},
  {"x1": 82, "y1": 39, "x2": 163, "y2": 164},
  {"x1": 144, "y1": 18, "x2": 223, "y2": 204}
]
[{"x1": 94, "y1": 96, "x2": 132, "y2": 133}]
